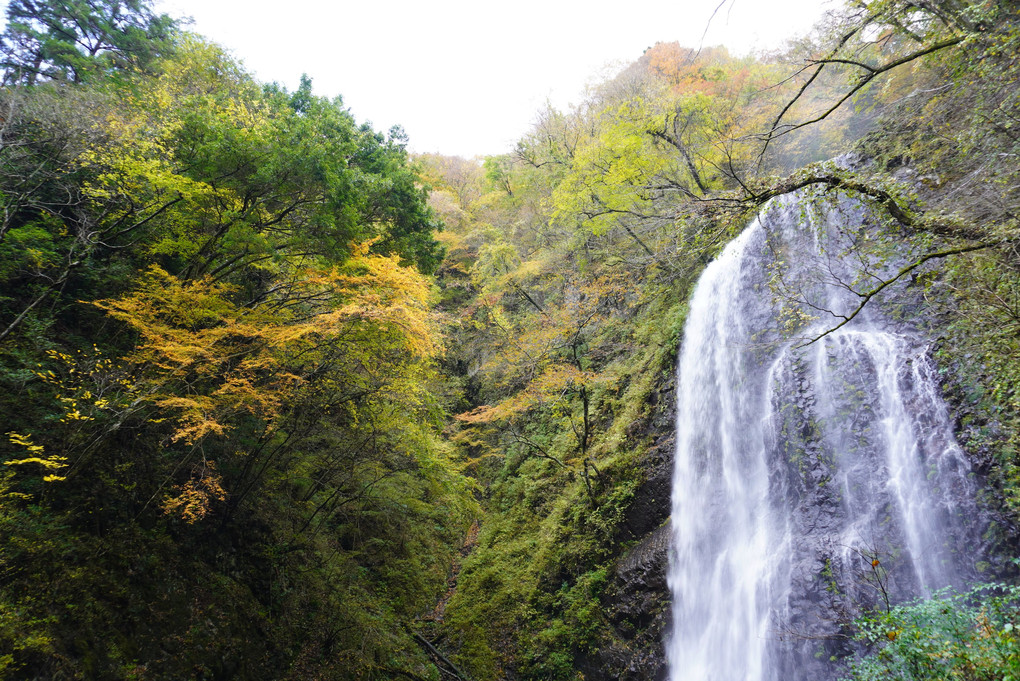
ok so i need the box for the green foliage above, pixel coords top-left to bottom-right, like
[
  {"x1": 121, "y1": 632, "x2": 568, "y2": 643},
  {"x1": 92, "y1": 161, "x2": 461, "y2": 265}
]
[
  {"x1": 846, "y1": 583, "x2": 1020, "y2": 681},
  {"x1": 2, "y1": 0, "x2": 1019, "y2": 678},
  {"x1": 0, "y1": 8, "x2": 464, "y2": 679},
  {"x1": 423, "y1": 132, "x2": 695, "y2": 678},
  {"x1": 0, "y1": 0, "x2": 177, "y2": 85}
]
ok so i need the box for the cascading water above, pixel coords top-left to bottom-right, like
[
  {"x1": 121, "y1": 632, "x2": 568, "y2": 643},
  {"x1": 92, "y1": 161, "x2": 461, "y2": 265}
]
[{"x1": 667, "y1": 192, "x2": 983, "y2": 681}]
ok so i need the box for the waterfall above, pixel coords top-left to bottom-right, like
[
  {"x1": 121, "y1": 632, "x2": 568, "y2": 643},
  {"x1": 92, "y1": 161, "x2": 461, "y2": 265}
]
[{"x1": 667, "y1": 193, "x2": 981, "y2": 681}]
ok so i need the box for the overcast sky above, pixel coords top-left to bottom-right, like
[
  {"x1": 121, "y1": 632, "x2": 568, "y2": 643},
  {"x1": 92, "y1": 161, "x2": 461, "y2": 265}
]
[{"x1": 3, "y1": 0, "x2": 839, "y2": 157}]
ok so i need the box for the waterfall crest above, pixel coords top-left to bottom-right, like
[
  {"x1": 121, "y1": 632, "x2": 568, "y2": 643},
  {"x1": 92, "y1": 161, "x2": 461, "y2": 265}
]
[{"x1": 667, "y1": 193, "x2": 982, "y2": 681}]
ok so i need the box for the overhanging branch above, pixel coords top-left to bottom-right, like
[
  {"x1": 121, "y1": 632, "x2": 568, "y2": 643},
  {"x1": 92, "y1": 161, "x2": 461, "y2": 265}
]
[{"x1": 796, "y1": 240, "x2": 999, "y2": 347}]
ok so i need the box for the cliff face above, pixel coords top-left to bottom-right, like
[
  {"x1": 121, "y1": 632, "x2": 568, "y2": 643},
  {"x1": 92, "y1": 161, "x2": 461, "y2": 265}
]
[
  {"x1": 584, "y1": 178, "x2": 1020, "y2": 681},
  {"x1": 433, "y1": 9, "x2": 1020, "y2": 677},
  {"x1": 581, "y1": 378, "x2": 675, "y2": 681}
]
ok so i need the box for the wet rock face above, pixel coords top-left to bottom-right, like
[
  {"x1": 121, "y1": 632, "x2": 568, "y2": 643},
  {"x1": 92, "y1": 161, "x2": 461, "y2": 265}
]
[
  {"x1": 608, "y1": 191, "x2": 997, "y2": 681},
  {"x1": 931, "y1": 349, "x2": 1020, "y2": 579},
  {"x1": 581, "y1": 525, "x2": 670, "y2": 681},
  {"x1": 585, "y1": 187, "x2": 1014, "y2": 681},
  {"x1": 617, "y1": 413, "x2": 675, "y2": 542},
  {"x1": 580, "y1": 374, "x2": 675, "y2": 681}
]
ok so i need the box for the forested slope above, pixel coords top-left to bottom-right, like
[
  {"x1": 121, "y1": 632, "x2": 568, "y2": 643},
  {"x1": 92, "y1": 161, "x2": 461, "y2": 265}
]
[
  {"x1": 0, "y1": 3, "x2": 472, "y2": 678},
  {"x1": 421, "y1": 1, "x2": 1020, "y2": 679},
  {"x1": 1, "y1": 0, "x2": 1020, "y2": 680}
]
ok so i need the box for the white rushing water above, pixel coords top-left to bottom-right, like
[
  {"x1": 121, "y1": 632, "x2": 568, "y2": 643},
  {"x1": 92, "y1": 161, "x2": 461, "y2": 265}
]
[{"x1": 667, "y1": 195, "x2": 980, "y2": 681}]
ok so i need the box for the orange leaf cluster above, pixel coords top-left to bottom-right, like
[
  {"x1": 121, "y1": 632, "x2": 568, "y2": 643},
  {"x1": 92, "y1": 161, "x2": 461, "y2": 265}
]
[
  {"x1": 456, "y1": 364, "x2": 595, "y2": 425},
  {"x1": 95, "y1": 249, "x2": 438, "y2": 446}
]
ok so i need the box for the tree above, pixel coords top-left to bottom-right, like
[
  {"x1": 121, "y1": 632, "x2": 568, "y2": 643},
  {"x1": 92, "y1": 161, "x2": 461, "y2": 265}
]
[
  {"x1": 0, "y1": 0, "x2": 177, "y2": 85},
  {"x1": 0, "y1": 31, "x2": 467, "y2": 678},
  {"x1": 754, "y1": 0, "x2": 1003, "y2": 163}
]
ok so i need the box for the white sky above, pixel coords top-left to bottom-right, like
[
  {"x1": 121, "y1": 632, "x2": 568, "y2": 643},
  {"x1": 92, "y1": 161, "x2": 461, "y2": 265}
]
[{"x1": 2, "y1": 0, "x2": 839, "y2": 157}]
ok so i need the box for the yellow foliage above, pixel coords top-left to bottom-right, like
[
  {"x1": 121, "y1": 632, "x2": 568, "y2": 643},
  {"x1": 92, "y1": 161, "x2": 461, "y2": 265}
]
[
  {"x1": 94, "y1": 246, "x2": 439, "y2": 446},
  {"x1": 309, "y1": 249, "x2": 439, "y2": 358},
  {"x1": 33, "y1": 349, "x2": 134, "y2": 430},
  {"x1": 456, "y1": 364, "x2": 595, "y2": 425},
  {"x1": 7, "y1": 432, "x2": 44, "y2": 454},
  {"x1": 161, "y1": 462, "x2": 227, "y2": 523},
  {"x1": 4, "y1": 433, "x2": 68, "y2": 482}
]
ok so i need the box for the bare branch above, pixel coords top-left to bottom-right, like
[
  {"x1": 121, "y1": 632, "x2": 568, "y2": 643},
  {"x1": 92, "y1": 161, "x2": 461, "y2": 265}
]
[
  {"x1": 755, "y1": 20, "x2": 870, "y2": 166},
  {"x1": 749, "y1": 171, "x2": 985, "y2": 240},
  {"x1": 758, "y1": 36, "x2": 965, "y2": 160},
  {"x1": 410, "y1": 631, "x2": 472, "y2": 681},
  {"x1": 796, "y1": 240, "x2": 999, "y2": 347}
]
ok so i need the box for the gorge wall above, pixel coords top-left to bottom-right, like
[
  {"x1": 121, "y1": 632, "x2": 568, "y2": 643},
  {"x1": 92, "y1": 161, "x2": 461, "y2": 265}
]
[{"x1": 590, "y1": 188, "x2": 1010, "y2": 681}]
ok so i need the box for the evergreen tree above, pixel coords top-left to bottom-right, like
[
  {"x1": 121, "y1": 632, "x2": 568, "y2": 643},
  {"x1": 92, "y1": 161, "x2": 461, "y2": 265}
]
[{"x1": 0, "y1": 0, "x2": 177, "y2": 85}]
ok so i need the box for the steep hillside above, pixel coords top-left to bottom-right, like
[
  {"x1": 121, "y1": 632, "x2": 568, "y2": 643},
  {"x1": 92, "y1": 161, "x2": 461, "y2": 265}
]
[
  {"x1": 423, "y1": 1, "x2": 1020, "y2": 679},
  {"x1": 0, "y1": 5, "x2": 472, "y2": 678},
  {"x1": 1, "y1": 0, "x2": 1019, "y2": 680}
]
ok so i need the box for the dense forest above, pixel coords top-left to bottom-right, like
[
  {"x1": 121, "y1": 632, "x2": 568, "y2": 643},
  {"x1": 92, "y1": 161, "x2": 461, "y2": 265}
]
[{"x1": 1, "y1": 0, "x2": 1019, "y2": 679}]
